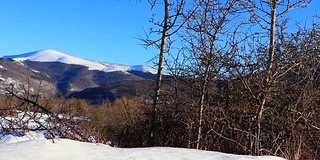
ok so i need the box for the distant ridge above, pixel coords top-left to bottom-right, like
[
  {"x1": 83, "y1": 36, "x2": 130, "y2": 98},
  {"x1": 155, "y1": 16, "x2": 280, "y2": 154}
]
[{"x1": 2, "y1": 49, "x2": 159, "y2": 74}]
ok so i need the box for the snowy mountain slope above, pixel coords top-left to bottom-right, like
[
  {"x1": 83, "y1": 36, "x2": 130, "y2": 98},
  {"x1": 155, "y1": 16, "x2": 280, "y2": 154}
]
[
  {"x1": 2, "y1": 49, "x2": 159, "y2": 74},
  {"x1": 0, "y1": 131, "x2": 285, "y2": 160}
]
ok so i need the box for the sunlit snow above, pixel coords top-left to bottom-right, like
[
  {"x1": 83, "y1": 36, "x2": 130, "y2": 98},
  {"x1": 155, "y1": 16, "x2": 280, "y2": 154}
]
[{"x1": 0, "y1": 131, "x2": 285, "y2": 160}]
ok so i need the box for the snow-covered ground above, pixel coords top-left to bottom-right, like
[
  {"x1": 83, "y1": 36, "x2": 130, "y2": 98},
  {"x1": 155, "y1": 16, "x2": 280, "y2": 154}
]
[
  {"x1": 2, "y1": 49, "x2": 160, "y2": 74},
  {"x1": 0, "y1": 131, "x2": 285, "y2": 160}
]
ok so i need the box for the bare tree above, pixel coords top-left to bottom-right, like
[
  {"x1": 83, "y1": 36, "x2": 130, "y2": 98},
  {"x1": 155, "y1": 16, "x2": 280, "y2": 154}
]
[
  {"x1": 271, "y1": 20, "x2": 320, "y2": 159},
  {"x1": 180, "y1": 0, "x2": 242, "y2": 150},
  {"x1": 233, "y1": 0, "x2": 312, "y2": 155},
  {"x1": 140, "y1": 0, "x2": 189, "y2": 146}
]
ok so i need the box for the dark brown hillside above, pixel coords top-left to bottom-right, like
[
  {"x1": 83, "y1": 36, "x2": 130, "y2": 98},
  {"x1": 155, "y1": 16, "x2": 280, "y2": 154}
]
[
  {"x1": 0, "y1": 58, "x2": 57, "y2": 97},
  {"x1": 23, "y1": 61, "x2": 147, "y2": 96}
]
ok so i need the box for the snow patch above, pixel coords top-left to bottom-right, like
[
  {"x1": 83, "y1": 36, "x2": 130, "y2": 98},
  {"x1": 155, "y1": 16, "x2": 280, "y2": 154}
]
[
  {"x1": 129, "y1": 65, "x2": 158, "y2": 74},
  {"x1": 32, "y1": 69, "x2": 39, "y2": 73},
  {"x1": 0, "y1": 65, "x2": 8, "y2": 70}
]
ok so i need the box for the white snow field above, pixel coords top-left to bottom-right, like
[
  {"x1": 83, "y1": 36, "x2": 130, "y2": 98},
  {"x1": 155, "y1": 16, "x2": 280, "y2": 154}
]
[
  {"x1": 2, "y1": 49, "x2": 160, "y2": 74},
  {"x1": 0, "y1": 131, "x2": 285, "y2": 160}
]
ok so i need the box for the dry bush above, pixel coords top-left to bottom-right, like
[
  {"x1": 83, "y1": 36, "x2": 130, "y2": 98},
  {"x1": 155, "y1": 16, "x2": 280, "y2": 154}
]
[
  {"x1": 47, "y1": 98, "x2": 92, "y2": 116},
  {"x1": 89, "y1": 96, "x2": 147, "y2": 147}
]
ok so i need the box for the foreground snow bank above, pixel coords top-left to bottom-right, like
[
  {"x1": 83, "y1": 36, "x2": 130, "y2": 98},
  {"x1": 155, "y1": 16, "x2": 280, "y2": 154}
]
[{"x1": 0, "y1": 132, "x2": 285, "y2": 160}]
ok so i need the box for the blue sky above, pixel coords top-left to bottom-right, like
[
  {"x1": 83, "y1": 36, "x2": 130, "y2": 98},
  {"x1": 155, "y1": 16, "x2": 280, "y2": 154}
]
[
  {"x1": 0, "y1": 0, "x2": 156, "y2": 65},
  {"x1": 0, "y1": 0, "x2": 319, "y2": 66}
]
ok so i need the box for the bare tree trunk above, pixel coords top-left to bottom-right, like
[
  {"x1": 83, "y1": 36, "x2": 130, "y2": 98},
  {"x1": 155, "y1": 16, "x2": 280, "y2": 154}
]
[
  {"x1": 147, "y1": 0, "x2": 169, "y2": 147},
  {"x1": 255, "y1": 97, "x2": 266, "y2": 155},
  {"x1": 254, "y1": 0, "x2": 277, "y2": 155},
  {"x1": 196, "y1": 62, "x2": 210, "y2": 150},
  {"x1": 268, "y1": 0, "x2": 277, "y2": 71}
]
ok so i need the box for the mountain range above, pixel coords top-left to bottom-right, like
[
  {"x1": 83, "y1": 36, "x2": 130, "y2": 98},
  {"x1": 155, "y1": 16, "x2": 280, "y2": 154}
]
[
  {"x1": 0, "y1": 49, "x2": 159, "y2": 103},
  {"x1": 3, "y1": 49, "x2": 158, "y2": 74}
]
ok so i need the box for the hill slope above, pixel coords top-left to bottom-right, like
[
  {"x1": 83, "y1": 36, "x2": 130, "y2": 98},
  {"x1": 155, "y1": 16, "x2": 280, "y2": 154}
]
[{"x1": 0, "y1": 58, "x2": 57, "y2": 97}]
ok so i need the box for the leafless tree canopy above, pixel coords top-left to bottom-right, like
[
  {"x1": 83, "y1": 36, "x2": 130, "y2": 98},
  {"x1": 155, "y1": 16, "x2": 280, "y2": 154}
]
[{"x1": 140, "y1": 0, "x2": 319, "y2": 159}]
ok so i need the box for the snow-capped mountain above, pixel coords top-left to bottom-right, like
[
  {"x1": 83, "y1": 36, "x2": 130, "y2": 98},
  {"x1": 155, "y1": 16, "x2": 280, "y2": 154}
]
[
  {"x1": 0, "y1": 49, "x2": 163, "y2": 101},
  {"x1": 2, "y1": 49, "x2": 158, "y2": 74}
]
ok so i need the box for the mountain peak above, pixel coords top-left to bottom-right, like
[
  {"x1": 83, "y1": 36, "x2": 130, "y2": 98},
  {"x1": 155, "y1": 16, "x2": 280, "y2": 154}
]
[{"x1": 3, "y1": 49, "x2": 78, "y2": 62}]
